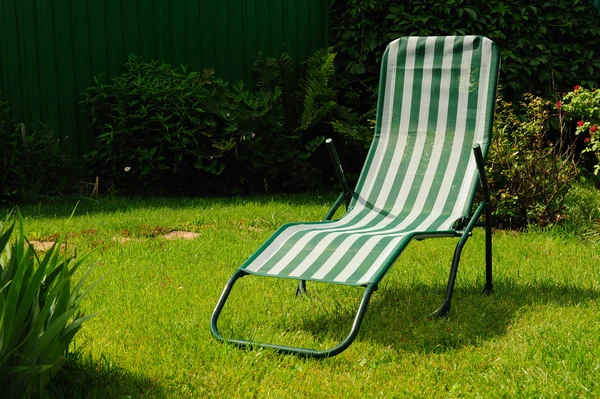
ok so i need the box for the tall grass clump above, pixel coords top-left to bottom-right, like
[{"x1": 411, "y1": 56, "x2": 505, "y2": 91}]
[
  {"x1": 561, "y1": 183, "x2": 600, "y2": 241},
  {"x1": 0, "y1": 218, "x2": 96, "y2": 397}
]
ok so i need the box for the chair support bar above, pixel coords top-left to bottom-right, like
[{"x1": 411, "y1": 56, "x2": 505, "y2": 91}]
[
  {"x1": 473, "y1": 144, "x2": 493, "y2": 293},
  {"x1": 431, "y1": 201, "x2": 487, "y2": 317},
  {"x1": 326, "y1": 138, "x2": 351, "y2": 198},
  {"x1": 211, "y1": 273, "x2": 378, "y2": 359},
  {"x1": 432, "y1": 145, "x2": 494, "y2": 316},
  {"x1": 473, "y1": 144, "x2": 491, "y2": 202}
]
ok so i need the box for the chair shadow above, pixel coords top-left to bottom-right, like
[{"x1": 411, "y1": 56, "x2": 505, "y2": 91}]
[
  {"x1": 297, "y1": 281, "x2": 600, "y2": 354},
  {"x1": 47, "y1": 352, "x2": 167, "y2": 398}
]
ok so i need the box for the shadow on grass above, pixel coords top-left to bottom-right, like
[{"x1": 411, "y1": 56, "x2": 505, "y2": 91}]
[
  {"x1": 3, "y1": 193, "x2": 338, "y2": 219},
  {"x1": 297, "y1": 281, "x2": 600, "y2": 354},
  {"x1": 47, "y1": 351, "x2": 166, "y2": 399}
]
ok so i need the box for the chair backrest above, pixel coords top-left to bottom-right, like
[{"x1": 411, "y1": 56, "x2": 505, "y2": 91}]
[{"x1": 350, "y1": 36, "x2": 500, "y2": 231}]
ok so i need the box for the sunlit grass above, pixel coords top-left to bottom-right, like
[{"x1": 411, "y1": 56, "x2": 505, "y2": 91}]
[{"x1": 4, "y1": 195, "x2": 600, "y2": 398}]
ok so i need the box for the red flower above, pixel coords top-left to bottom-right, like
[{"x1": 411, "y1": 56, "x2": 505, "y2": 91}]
[
  {"x1": 556, "y1": 101, "x2": 562, "y2": 109},
  {"x1": 584, "y1": 137, "x2": 591, "y2": 143},
  {"x1": 577, "y1": 120, "x2": 585, "y2": 127},
  {"x1": 591, "y1": 125, "x2": 598, "y2": 133},
  {"x1": 574, "y1": 85, "x2": 581, "y2": 91}
]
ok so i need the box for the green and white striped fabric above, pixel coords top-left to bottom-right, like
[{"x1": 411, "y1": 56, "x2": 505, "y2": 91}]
[{"x1": 241, "y1": 36, "x2": 500, "y2": 286}]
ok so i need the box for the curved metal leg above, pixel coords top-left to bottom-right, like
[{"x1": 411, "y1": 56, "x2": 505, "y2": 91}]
[
  {"x1": 211, "y1": 273, "x2": 378, "y2": 359},
  {"x1": 430, "y1": 202, "x2": 487, "y2": 318},
  {"x1": 430, "y1": 243, "x2": 463, "y2": 318},
  {"x1": 482, "y1": 204, "x2": 493, "y2": 294}
]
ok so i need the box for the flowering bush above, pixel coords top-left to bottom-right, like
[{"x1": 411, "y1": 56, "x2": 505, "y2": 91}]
[
  {"x1": 488, "y1": 94, "x2": 578, "y2": 227},
  {"x1": 560, "y1": 85, "x2": 600, "y2": 174}
]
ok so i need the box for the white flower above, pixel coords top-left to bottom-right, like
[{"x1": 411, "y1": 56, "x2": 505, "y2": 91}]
[
  {"x1": 124, "y1": 166, "x2": 131, "y2": 172},
  {"x1": 251, "y1": 133, "x2": 256, "y2": 139}
]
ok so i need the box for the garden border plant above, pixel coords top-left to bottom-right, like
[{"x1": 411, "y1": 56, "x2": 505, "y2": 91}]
[
  {"x1": 0, "y1": 216, "x2": 96, "y2": 396},
  {"x1": 560, "y1": 85, "x2": 600, "y2": 175},
  {"x1": 487, "y1": 94, "x2": 579, "y2": 227}
]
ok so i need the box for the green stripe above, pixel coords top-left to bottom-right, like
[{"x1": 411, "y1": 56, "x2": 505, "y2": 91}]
[
  {"x1": 366, "y1": 39, "x2": 410, "y2": 206},
  {"x1": 379, "y1": 37, "x2": 426, "y2": 213}
]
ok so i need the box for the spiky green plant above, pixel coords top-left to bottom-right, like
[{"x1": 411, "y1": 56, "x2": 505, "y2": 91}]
[{"x1": 0, "y1": 219, "x2": 96, "y2": 397}]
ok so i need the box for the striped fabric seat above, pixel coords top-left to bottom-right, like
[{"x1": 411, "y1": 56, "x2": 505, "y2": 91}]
[{"x1": 240, "y1": 36, "x2": 500, "y2": 286}]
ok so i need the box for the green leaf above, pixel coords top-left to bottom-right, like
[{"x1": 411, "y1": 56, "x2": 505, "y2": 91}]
[{"x1": 464, "y1": 7, "x2": 477, "y2": 19}]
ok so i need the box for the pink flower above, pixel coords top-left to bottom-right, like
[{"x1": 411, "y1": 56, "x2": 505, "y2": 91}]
[
  {"x1": 574, "y1": 85, "x2": 581, "y2": 91},
  {"x1": 556, "y1": 101, "x2": 562, "y2": 109},
  {"x1": 584, "y1": 137, "x2": 591, "y2": 143},
  {"x1": 578, "y1": 120, "x2": 585, "y2": 127}
]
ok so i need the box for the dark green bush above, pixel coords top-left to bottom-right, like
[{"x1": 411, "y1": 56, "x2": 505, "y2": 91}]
[
  {"x1": 83, "y1": 52, "x2": 367, "y2": 195},
  {"x1": 0, "y1": 98, "x2": 21, "y2": 201},
  {"x1": 487, "y1": 95, "x2": 579, "y2": 227},
  {"x1": 330, "y1": 0, "x2": 600, "y2": 115},
  {"x1": 1, "y1": 97, "x2": 73, "y2": 202},
  {"x1": 83, "y1": 56, "x2": 287, "y2": 194}
]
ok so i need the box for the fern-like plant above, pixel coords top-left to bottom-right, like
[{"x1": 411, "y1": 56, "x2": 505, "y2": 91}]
[{"x1": 253, "y1": 48, "x2": 361, "y2": 137}]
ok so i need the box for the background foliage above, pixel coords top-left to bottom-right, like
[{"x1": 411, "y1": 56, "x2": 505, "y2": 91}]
[
  {"x1": 0, "y1": 97, "x2": 74, "y2": 202},
  {"x1": 329, "y1": 0, "x2": 600, "y2": 116},
  {"x1": 83, "y1": 54, "x2": 361, "y2": 195}
]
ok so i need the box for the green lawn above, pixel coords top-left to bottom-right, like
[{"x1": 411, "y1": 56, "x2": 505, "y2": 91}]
[{"x1": 5, "y1": 195, "x2": 600, "y2": 398}]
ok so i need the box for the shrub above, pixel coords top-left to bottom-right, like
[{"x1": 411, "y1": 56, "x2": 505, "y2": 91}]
[
  {"x1": 0, "y1": 219, "x2": 95, "y2": 396},
  {"x1": 329, "y1": 0, "x2": 600, "y2": 116},
  {"x1": 83, "y1": 52, "x2": 369, "y2": 195},
  {"x1": 83, "y1": 56, "x2": 286, "y2": 194},
  {"x1": 487, "y1": 94, "x2": 578, "y2": 227},
  {"x1": 560, "y1": 85, "x2": 600, "y2": 175},
  {"x1": 0, "y1": 98, "x2": 21, "y2": 201},
  {"x1": 0, "y1": 97, "x2": 73, "y2": 202}
]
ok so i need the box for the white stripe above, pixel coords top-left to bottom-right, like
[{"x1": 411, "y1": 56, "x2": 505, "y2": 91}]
[
  {"x1": 311, "y1": 235, "x2": 378, "y2": 280},
  {"x1": 355, "y1": 237, "x2": 405, "y2": 284},
  {"x1": 372, "y1": 37, "x2": 418, "y2": 210},
  {"x1": 414, "y1": 36, "x2": 474, "y2": 231},
  {"x1": 358, "y1": 39, "x2": 402, "y2": 205},
  {"x1": 449, "y1": 37, "x2": 494, "y2": 220}
]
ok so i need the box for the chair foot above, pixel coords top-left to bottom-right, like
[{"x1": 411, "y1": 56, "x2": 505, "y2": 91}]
[
  {"x1": 429, "y1": 301, "x2": 451, "y2": 319},
  {"x1": 481, "y1": 284, "x2": 493, "y2": 295},
  {"x1": 296, "y1": 280, "x2": 308, "y2": 296}
]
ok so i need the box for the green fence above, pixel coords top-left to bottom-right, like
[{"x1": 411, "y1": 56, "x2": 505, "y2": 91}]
[{"x1": 0, "y1": 0, "x2": 329, "y2": 156}]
